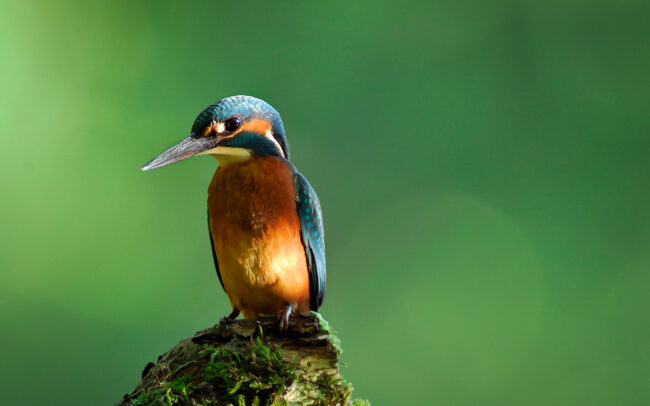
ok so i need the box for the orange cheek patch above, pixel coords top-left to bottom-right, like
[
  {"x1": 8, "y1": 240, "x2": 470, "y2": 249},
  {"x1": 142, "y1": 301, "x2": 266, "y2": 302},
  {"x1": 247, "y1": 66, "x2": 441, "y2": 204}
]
[
  {"x1": 240, "y1": 118, "x2": 272, "y2": 135},
  {"x1": 215, "y1": 118, "x2": 273, "y2": 142}
]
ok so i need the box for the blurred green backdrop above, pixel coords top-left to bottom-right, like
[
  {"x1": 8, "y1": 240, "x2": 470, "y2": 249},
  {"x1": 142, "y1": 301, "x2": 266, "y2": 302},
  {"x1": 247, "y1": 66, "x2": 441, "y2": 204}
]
[{"x1": 1, "y1": 1, "x2": 648, "y2": 404}]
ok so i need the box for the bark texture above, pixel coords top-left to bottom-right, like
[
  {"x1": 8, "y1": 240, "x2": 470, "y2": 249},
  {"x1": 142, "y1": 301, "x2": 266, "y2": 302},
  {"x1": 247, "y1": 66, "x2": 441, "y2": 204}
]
[{"x1": 116, "y1": 313, "x2": 365, "y2": 406}]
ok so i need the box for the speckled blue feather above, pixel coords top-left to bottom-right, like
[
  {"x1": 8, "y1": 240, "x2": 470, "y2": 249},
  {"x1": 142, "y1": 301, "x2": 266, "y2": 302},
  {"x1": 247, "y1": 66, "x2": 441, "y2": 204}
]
[{"x1": 292, "y1": 168, "x2": 326, "y2": 310}]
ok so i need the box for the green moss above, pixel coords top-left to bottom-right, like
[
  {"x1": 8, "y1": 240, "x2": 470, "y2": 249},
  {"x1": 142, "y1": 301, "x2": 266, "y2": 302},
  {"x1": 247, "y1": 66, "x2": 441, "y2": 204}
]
[
  {"x1": 199, "y1": 337, "x2": 296, "y2": 405},
  {"x1": 133, "y1": 374, "x2": 194, "y2": 406},
  {"x1": 312, "y1": 311, "x2": 343, "y2": 356},
  {"x1": 134, "y1": 337, "x2": 295, "y2": 405}
]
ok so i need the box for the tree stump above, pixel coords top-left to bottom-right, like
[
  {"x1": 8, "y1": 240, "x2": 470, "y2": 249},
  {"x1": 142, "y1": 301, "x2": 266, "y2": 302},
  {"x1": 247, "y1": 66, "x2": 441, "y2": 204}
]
[{"x1": 116, "y1": 313, "x2": 366, "y2": 405}]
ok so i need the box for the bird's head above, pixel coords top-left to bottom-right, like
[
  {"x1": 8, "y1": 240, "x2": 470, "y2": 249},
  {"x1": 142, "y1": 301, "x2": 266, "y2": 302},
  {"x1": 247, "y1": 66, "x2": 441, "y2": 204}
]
[{"x1": 142, "y1": 95, "x2": 288, "y2": 171}]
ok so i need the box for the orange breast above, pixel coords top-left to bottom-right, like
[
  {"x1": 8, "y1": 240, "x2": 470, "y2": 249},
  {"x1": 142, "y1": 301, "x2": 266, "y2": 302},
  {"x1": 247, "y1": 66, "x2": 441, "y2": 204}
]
[{"x1": 207, "y1": 157, "x2": 310, "y2": 318}]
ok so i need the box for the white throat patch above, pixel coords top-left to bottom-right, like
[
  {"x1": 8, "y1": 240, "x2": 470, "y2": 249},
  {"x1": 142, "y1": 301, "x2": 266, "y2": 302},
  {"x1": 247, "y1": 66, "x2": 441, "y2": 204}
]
[{"x1": 264, "y1": 128, "x2": 285, "y2": 158}]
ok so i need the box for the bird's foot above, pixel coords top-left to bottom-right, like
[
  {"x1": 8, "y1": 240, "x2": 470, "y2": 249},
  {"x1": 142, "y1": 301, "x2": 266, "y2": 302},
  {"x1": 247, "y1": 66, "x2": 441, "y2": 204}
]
[
  {"x1": 276, "y1": 304, "x2": 294, "y2": 332},
  {"x1": 219, "y1": 308, "x2": 240, "y2": 326}
]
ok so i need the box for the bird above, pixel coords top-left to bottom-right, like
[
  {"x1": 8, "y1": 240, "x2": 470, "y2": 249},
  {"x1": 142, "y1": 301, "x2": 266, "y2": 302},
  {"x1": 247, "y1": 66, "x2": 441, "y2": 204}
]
[{"x1": 142, "y1": 95, "x2": 325, "y2": 329}]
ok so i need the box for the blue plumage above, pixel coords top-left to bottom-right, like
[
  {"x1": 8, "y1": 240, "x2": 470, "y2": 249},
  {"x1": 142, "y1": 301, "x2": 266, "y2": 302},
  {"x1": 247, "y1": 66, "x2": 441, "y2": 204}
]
[{"x1": 293, "y1": 170, "x2": 326, "y2": 310}]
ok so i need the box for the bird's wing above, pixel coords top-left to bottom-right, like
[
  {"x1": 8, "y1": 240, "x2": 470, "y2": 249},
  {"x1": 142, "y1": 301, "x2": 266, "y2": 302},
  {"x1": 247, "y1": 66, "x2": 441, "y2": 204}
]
[
  {"x1": 294, "y1": 171, "x2": 326, "y2": 311},
  {"x1": 207, "y1": 210, "x2": 226, "y2": 292}
]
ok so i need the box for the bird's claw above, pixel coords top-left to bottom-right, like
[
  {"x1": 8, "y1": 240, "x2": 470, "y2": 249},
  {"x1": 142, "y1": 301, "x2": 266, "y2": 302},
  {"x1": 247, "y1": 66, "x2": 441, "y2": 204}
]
[
  {"x1": 276, "y1": 304, "x2": 293, "y2": 331},
  {"x1": 220, "y1": 308, "x2": 240, "y2": 326},
  {"x1": 276, "y1": 316, "x2": 288, "y2": 331}
]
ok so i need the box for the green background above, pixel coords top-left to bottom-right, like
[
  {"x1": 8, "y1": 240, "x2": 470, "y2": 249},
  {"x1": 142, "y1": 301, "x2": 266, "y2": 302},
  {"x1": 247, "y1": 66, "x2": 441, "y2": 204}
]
[{"x1": 1, "y1": 1, "x2": 648, "y2": 404}]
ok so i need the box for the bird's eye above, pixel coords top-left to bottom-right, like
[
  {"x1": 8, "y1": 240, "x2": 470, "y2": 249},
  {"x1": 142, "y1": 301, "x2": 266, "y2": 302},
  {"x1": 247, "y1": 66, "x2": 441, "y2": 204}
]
[{"x1": 224, "y1": 116, "x2": 242, "y2": 132}]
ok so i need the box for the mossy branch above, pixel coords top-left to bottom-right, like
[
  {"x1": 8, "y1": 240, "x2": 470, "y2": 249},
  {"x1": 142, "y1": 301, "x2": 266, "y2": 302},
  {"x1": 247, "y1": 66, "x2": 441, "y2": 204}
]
[{"x1": 116, "y1": 313, "x2": 367, "y2": 406}]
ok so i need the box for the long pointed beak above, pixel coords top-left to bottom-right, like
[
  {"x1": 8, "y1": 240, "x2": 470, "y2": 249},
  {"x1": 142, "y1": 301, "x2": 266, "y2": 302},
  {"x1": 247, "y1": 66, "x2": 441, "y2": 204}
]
[{"x1": 141, "y1": 134, "x2": 216, "y2": 171}]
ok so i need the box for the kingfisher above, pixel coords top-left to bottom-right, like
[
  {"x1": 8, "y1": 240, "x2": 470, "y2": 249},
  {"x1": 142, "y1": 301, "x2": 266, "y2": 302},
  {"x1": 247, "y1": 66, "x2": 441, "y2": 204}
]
[{"x1": 141, "y1": 96, "x2": 325, "y2": 329}]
